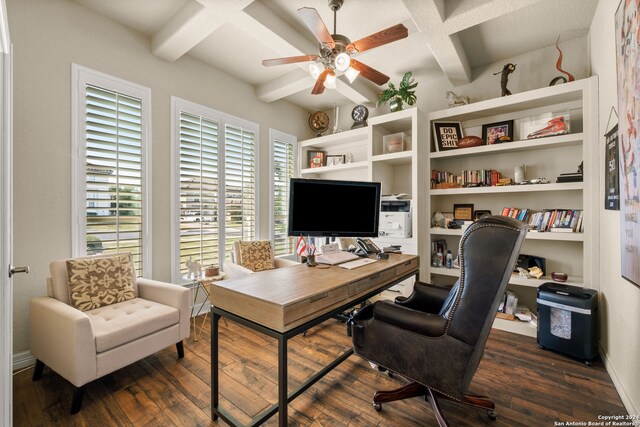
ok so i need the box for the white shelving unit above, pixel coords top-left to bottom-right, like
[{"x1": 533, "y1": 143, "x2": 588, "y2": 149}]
[
  {"x1": 427, "y1": 77, "x2": 599, "y2": 337},
  {"x1": 298, "y1": 108, "x2": 428, "y2": 297}
]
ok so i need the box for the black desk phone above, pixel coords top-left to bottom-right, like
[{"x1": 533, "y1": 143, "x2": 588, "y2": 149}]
[{"x1": 356, "y1": 238, "x2": 381, "y2": 254}]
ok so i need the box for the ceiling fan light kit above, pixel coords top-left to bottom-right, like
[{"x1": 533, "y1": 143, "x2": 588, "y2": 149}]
[{"x1": 261, "y1": 0, "x2": 408, "y2": 95}]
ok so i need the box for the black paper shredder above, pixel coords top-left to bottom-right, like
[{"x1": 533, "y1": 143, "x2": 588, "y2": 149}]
[{"x1": 537, "y1": 282, "x2": 598, "y2": 364}]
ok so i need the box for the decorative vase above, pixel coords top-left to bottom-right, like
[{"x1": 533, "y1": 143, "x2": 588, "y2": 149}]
[{"x1": 390, "y1": 96, "x2": 403, "y2": 112}]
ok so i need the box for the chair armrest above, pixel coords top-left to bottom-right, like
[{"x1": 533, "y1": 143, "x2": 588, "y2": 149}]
[
  {"x1": 373, "y1": 300, "x2": 448, "y2": 337},
  {"x1": 29, "y1": 297, "x2": 97, "y2": 387},
  {"x1": 137, "y1": 278, "x2": 190, "y2": 340},
  {"x1": 394, "y1": 282, "x2": 452, "y2": 314},
  {"x1": 223, "y1": 261, "x2": 254, "y2": 280},
  {"x1": 274, "y1": 257, "x2": 299, "y2": 268}
]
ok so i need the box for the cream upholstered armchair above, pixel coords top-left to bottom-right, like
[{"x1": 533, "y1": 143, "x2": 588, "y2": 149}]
[
  {"x1": 29, "y1": 253, "x2": 190, "y2": 414},
  {"x1": 223, "y1": 240, "x2": 298, "y2": 280}
]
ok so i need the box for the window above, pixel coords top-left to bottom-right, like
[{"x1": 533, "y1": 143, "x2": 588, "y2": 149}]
[
  {"x1": 72, "y1": 65, "x2": 151, "y2": 276},
  {"x1": 172, "y1": 98, "x2": 258, "y2": 281},
  {"x1": 270, "y1": 130, "x2": 297, "y2": 256}
]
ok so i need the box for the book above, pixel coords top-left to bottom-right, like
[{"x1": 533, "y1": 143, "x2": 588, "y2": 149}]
[{"x1": 549, "y1": 227, "x2": 576, "y2": 233}]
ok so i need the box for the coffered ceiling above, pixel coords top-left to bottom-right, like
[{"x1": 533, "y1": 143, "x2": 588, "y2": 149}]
[{"x1": 72, "y1": 0, "x2": 598, "y2": 110}]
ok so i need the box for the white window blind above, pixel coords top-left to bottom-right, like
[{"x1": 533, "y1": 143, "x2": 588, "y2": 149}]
[
  {"x1": 223, "y1": 124, "x2": 256, "y2": 260},
  {"x1": 84, "y1": 83, "x2": 144, "y2": 275},
  {"x1": 271, "y1": 131, "x2": 296, "y2": 256},
  {"x1": 178, "y1": 112, "x2": 220, "y2": 275}
]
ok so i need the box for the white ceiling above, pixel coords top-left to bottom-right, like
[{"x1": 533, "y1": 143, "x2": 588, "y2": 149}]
[{"x1": 72, "y1": 0, "x2": 598, "y2": 111}]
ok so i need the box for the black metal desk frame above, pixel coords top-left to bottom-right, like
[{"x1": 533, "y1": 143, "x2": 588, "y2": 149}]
[{"x1": 210, "y1": 270, "x2": 419, "y2": 427}]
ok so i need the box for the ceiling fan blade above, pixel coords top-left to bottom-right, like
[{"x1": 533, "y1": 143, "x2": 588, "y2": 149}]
[
  {"x1": 348, "y1": 23, "x2": 408, "y2": 53},
  {"x1": 350, "y1": 60, "x2": 390, "y2": 86},
  {"x1": 262, "y1": 55, "x2": 318, "y2": 66},
  {"x1": 298, "y1": 7, "x2": 335, "y2": 49},
  {"x1": 311, "y1": 68, "x2": 331, "y2": 95}
]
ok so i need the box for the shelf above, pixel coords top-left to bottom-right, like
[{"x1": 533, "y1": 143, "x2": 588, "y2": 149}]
[
  {"x1": 430, "y1": 182, "x2": 583, "y2": 195},
  {"x1": 430, "y1": 228, "x2": 584, "y2": 241},
  {"x1": 372, "y1": 151, "x2": 413, "y2": 165},
  {"x1": 300, "y1": 127, "x2": 368, "y2": 149},
  {"x1": 429, "y1": 267, "x2": 584, "y2": 288},
  {"x1": 300, "y1": 161, "x2": 368, "y2": 175},
  {"x1": 492, "y1": 317, "x2": 537, "y2": 337},
  {"x1": 430, "y1": 133, "x2": 583, "y2": 160}
]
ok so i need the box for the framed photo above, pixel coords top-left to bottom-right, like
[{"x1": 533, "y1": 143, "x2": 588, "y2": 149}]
[
  {"x1": 453, "y1": 204, "x2": 474, "y2": 221},
  {"x1": 307, "y1": 150, "x2": 326, "y2": 168},
  {"x1": 433, "y1": 122, "x2": 463, "y2": 151},
  {"x1": 482, "y1": 120, "x2": 514, "y2": 145},
  {"x1": 474, "y1": 209, "x2": 492, "y2": 221},
  {"x1": 326, "y1": 154, "x2": 345, "y2": 166}
]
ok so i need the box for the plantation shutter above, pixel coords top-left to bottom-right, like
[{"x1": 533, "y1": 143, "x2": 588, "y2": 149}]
[
  {"x1": 224, "y1": 124, "x2": 256, "y2": 259},
  {"x1": 85, "y1": 84, "x2": 144, "y2": 274},
  {"x1": 272, "y1": 137, "x2": 296, "y2": 255},
  {"x1": 178, "y1": 112, "x2": 220, "y2": 275}
]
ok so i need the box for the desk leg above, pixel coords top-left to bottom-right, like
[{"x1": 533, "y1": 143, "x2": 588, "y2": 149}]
[
  {"x1": 211, "y1": 312, "x2": 220, "y2": 421},
  {"x1": 278, "y1": 335, "x2": 287, "y2": 427}
]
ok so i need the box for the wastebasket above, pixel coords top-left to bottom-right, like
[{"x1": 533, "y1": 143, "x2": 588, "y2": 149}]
[{"x1": 537, "y1": 282, "x2": 598, "y2": 365}]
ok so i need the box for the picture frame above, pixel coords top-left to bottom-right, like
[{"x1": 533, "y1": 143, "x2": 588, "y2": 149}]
[
  {"x1": 474, "y1": 209, "x2": 492, "y2": 221},
  {"x1": 326, "y1": 154, "x2": 345, "y2": 166},
  {"x1": 453, "y1": 203, "x2": 474, "y2": 221},
  {"x1": 482, "y1": 120, "x2": 514, "y2": 145},
  {"x1": 432, "y1": 122, "x2": 463, "y2": 151},
  {"x1": 307, "y1": 150, "x2": 326, "y2": 168}
]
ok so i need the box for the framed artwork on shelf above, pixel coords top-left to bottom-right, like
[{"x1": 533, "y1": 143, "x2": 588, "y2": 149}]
[
  {"x1": 326, "y1": 154, "x2": 345, "y2": 166},
  {"x1": 615, "y1": 0, "x2": 640, "y2": 287},
  {"x1": 453, "y1": 204, "x2": 474, "y2": 221},
  {"x1": 474, "y1": 210, "x2": 492, "y2": 221},
  {"x1": 433, "y1": 122, "x2": 463, "y2": 151},
  {"x1": 307, "y1": 151, "x2": 326, "y2": 168},
  {"x1": 522, "y1": 111, "x2": 570, "y2": 139},
  {"x1": 482, "y1": 120, "x2": 514, "y2": 145}
]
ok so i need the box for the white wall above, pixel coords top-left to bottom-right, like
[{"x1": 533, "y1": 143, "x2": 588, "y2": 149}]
[
  {"x1": 590, "y1": 0, "x2": 640, "y2": 415},
  {"x1": 7, "y1": 0, "x2": 311, "y2": 355}
]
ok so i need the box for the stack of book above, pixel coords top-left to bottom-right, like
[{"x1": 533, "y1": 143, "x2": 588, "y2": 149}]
[{"x1": 556, "y1": 172, "x2": 583, "y2": 183}]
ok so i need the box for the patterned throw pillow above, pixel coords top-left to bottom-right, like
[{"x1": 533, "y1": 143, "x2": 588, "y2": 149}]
[
  {"x1": 66, "y1": 254, "x2": 136, "y2": 312},
  {"x1": 237, "y1": 241, "x2": 275, "y2": 272}
]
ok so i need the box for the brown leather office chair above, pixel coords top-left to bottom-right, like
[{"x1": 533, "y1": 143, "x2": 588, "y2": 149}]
[{"x1": 351, "y1": 215, "x2": 527, "y2": 426}]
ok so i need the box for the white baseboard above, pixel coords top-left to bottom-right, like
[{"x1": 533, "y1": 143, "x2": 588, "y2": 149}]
[
  {"x1": 600, "y1": 346, "x2": 639, "y2": 417},
  {"x1": 13, "y1": 350, "x2": 35, "y2": 371}
]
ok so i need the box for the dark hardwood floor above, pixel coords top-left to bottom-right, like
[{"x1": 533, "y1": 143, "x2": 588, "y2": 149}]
[{"x1": 14, "y1": 315, "x2": 627, "y2": 426}]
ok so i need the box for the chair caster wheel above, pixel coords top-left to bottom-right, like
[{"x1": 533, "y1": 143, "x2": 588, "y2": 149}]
[
  {"x1": 303, "y1": 330, "x2": 307, "y2": 337},
  {"x1": 487, "y1": 409, "x2": 498, "y2": 420},
  {"x1": 538, "y1": 344, "x2": 545, "y2": 349},
  {"x1": 373, "y1": 403, "x2": 382, "y2": 412},
  {"x1": 585, "y1": 360, "x2": 592, "y2": 366},
  {"x1": 387, "y1": 371, "x2": 394, "y2": 378}
]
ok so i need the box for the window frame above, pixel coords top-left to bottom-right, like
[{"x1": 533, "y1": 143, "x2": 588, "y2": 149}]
[
  {"x1": 71, "y1": 64, "x2": 152, "y2": 277},
  {"x1": 269, "y1": 129, "x2": 297, "y2": 256},
  {"x1": 171, "y1": 97, "x2": 259, "y2": 283}
]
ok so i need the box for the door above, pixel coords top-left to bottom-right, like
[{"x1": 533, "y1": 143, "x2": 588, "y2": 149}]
[{"x1": 0, "y1": 0, "x2": 12, "y2": 423}]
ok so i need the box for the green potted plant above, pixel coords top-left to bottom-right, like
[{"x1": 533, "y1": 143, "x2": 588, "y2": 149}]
[{"x1": 378, "y1": 71, "x2": 418, "y2": 112}]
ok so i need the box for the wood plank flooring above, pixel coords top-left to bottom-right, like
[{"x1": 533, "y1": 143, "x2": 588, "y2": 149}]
[{"x1": 14, "y1": 315, "x2": 628, "y2": 426}]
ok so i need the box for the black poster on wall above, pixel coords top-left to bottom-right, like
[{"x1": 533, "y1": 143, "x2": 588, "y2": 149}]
[{"x1": 605, "y1": 124, "x2": 620, "y2": 210}]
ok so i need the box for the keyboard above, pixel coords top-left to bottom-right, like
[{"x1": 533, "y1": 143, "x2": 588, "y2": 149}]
[
  {"x1": 316, "y1": 251, "x2": 360, "y2": 265},
  {"x1": 338, "y1": 257, "x2": 378, "y2": 270}
]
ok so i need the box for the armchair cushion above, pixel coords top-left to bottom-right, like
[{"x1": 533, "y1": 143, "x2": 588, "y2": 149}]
[
  {"x1": 66, "y1": 254, "x2": 136, "y2": 311},
  {"x1": 235, "y1": 240, "x2": 276, "y2": 272}
]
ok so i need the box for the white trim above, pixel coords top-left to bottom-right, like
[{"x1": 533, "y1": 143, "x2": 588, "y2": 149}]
[
  {"x1": 71, "y1": 64, "x2": 153, "y2": 277},
  {"x1": 600, "y1": 346, "x2": 640, "y2": 417},
  {"x1": 0, "y1": 0, "x2": 9, "y2": 54},
  {"x1": 12, "y1": 351, "x2": 35, "y2": 372},
  {"x1": 268, "y1": 129, "x2": 297, "y2": 251}
]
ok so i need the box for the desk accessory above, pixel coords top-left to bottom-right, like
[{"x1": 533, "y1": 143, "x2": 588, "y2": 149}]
[{"x1": 351, "y1": 104, "x2": 368, "y2": 129}]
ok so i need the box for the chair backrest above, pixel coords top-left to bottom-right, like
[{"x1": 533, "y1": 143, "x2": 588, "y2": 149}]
[
  {"x1": 440, "y1": 216, "x2": 527, "y2": 388},
  {"x1": 232, "y1": 240, "x2": 276, "y2": 272},
  {"x1": 48, "y1": 252, "x2": 138, "y2": 304}
]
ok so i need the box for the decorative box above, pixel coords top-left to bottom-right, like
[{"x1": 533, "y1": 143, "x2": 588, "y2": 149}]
[{"x1": 383, "y1": 132, "x2": 408, "y2": 154}]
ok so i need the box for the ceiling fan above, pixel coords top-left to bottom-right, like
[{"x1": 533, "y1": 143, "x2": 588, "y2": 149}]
[{"x1": 262, "y1": 0, "x2": 408, "y2": 95}]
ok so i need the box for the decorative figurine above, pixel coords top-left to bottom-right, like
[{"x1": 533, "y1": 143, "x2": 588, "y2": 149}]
[
  {"x1": 446, "y1": 91, "x2": 470, "y2": 107},
  {"x1": 549, "y1": 35, "x2": 575, "y2": 86},
  {"x1": 493, "y1": 63, "x2": 517, "y2": 96},
  {"x1": 185, "y1": 257, "x2": 201, "y2": 278},
  {"x1": 308, "y1": 111, "x2": 329, "y2": 137}
]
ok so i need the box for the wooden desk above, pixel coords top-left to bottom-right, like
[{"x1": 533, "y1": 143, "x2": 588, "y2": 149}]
[{"x1": 210, "y1": 253, "x2": 419, "y2": 426}]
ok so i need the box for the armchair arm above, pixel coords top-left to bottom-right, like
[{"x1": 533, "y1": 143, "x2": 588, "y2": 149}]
[
  {"x1": 223, "y1": 261, "x2": 254, "y2": 280},
  {"x1": 137, "y1": 278, "x2": 190, "y2": 340},
  {"x1": 394, "y1": 281, "x2": 453, "y2": 314},
  {"x1": 373, "y1": 300, "x2": 448, "y2": 337},
  {"x1": 274, "y1": 257, "x2": 299, "y2": 268},
  {"x1": 29, "y1": 297, "x2": 97, "y2": 387}
]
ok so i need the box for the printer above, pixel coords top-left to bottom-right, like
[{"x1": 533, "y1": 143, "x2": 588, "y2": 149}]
[{"x1": 379, "y1": 200, "x2": 412, "y2": 238}]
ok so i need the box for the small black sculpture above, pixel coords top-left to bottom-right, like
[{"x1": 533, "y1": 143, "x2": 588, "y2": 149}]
[{"x1": 493, "y1": 63, "x2": 517, "y2": 96}]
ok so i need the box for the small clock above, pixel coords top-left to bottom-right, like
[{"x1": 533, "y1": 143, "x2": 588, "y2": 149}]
[
  {"x1": 351, "y1": 104, "x2": 369, "y2": 129},
  {"x1": 308, "y1": 111, "x2": 329, "y2": 137}
]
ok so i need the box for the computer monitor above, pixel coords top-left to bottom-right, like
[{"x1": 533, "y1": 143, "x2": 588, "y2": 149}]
[{"x1": 287, "y1": 178, "x2": 381, "y2": 237}]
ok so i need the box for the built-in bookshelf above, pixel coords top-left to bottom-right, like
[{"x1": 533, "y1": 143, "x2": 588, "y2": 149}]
[{"x1": 427, "y1": 77, "x2": 599, "y2": 337}]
